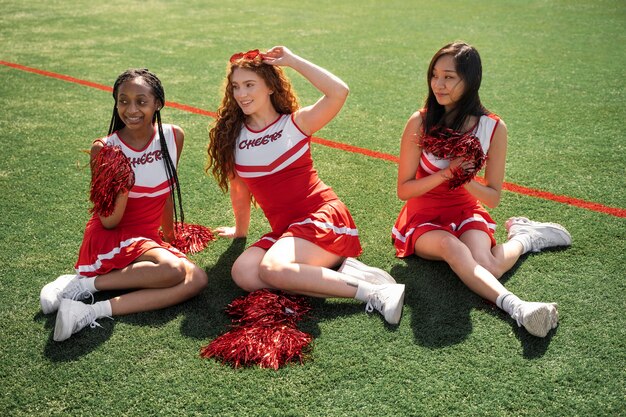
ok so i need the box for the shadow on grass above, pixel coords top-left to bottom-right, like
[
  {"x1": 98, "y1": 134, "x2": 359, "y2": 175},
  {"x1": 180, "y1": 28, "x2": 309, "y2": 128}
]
[
  {"x1": 38, "y1": 310, "x2": 114, "y2": 361},
  {"x1": 39, "y1": 238, "x2": 249, "y2": 362},
  {"x1": 393, "y1": 254, "x2": 554, "y2": 358},
  {"x1": 298, "y1": 295, "x2": 403, "y2": 340}
]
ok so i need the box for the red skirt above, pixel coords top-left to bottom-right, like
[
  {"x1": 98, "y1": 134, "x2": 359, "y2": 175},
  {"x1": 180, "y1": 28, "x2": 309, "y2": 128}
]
[
  {"x1": 252, "y1": 200, "x2": 362, "y2": 258},
  {"x1": 74, "y1": 218, "x2": 186, "y2": 277},
  {"x1": 392, "y1": 203, "x2": 496, "y2": 258}
]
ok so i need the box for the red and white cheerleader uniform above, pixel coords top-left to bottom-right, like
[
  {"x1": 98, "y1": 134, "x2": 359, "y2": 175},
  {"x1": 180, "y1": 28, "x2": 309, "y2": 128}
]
[
  {"x1": 235, "y1": 114, "x2": 362, "y2": 257},
  {"x1": 75, "y1": 124, "x2": 186, "y2": 277},
  {"x1": 392, "y1": 113, "x2": 501, "y2": 257}
]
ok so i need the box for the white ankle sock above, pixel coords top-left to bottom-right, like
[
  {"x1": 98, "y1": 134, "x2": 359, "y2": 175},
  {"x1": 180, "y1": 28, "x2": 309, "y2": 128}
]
[
  {"x1": 81, "y1": 276, "x2": 98, "y2": 293},
  {"x1": 509, "y1": 235, "x2": 531, "y2": 254},
  {"x1": 354, "y1": 282, "x2": 376, "y2": 302},
  {"x1": 92, "y1": 300, "x2": 112, "y2": 318},
  {"x1": 496, "y1": 292, "x2": 523, "y2": 317}
]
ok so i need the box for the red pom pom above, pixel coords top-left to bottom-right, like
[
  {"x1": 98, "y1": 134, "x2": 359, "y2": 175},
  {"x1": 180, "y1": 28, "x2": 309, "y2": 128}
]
[
  {"x1": 200, "y1": 289, "x2": 313, "y2": 369},
  {"x1": 200, "y1": 324, "x2": 312, "y2": 370},
  {"x1": 89, "y1": 145, "x2": 135, "y2": 217},
  {"x1": 162, "y1": 222, "x2": 215, "y2": 254},
  {"x1": 227, "y1": 288, "x2": 311, "y2": 326},
  {"x1": 421, "y1": 127, "x2": 486, "y2": 189}
]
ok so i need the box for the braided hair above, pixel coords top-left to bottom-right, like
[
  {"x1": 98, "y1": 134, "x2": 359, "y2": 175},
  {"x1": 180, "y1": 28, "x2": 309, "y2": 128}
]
[{"x1": 108, "y1": 68, "x2": 185, "y2": 225}]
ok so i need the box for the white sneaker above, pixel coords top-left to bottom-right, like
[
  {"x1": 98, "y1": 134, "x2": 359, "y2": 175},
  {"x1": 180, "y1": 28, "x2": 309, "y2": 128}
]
[
  {"x1": 53, "y1": 299, "x2": 103, "y2": 342},
  {"x1": 506, "y1": 217, "x2": 572, "y2": 253},
  {"x1": 338, "y1": 257, "x2": 396, "y2": 285},
  {"x1": 512, "y1": 302, "x2": 559, "y2": 338},
  {"x1": 364, "y1": 284, "x2": 405, "y2": 325},
  {"x1": 40, "y1": 274, "x2": 93, "y2": 314}
]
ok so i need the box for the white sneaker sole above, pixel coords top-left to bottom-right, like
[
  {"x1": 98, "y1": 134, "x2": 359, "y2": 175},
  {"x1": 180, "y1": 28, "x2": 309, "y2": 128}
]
[
  {"x1": 385, "y1": 284, "x2": 405, "y2": 325},
  {"x1": 521, "y1": 303, "x2": 558, "y2": 338},
  {"x1": 53, "y1": 299, "x2": 75, "y2": 342},
  {"x1": 40, "y1": 274, "x2": 75, "y2": 314}
]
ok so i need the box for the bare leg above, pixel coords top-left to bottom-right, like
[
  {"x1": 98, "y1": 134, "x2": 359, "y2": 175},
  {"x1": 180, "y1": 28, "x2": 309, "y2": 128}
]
[
  {"x1": 94, "y1": 248, "x2": 190, "y2": 290},
  {"x1": 230, "y1": 237, "x2": 405, "y2": 324},
  {"x1": 52, "y1": 249, "x2": 208, "y2": 341},
  {"x1": 414, "y1": 230, "x2": 508, "y2": 303},
  {"x1": 459, "y1": 230, "x2": 524, "y2": 279},
  {"x1": 414, "y1": 230, "x2": 559, "y2": 337},
  {"x1": 231, "y1": 238, "x2": 356, "y2": 298},
  {"x1": 109, "y1": 260, "x2": 207, "y2": 315},
  {"x1": 97, "y1": 248, "x2": 208, "y2": 315}
]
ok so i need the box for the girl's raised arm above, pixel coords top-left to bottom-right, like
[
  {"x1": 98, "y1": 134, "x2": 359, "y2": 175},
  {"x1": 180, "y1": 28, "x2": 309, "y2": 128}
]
[{"x1": 263, "y1": 46, "x2": 349, "y2": 136}]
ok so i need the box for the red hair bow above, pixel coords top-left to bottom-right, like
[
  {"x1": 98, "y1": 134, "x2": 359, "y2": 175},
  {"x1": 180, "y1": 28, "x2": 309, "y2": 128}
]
[{"x1": 229, "y1": 49, "x2": 265, "y2": 63}]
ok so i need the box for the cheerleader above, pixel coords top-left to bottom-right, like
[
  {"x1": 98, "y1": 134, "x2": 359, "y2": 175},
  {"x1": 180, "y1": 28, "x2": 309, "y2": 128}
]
[
  {"x1": 392, "y1": 42, "x2": 571, "y2": 337},
  {"x1": 206, "y1": 46, "x2": 405, "y2": 324},
  {"x1": 40, "y1": 69, "x2": 208, "y2": 341}
]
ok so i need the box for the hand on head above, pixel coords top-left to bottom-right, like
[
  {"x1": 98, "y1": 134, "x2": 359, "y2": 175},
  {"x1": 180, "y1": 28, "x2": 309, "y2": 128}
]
[{"x1": 262, "y1": 46, "x2": 295, "y2": 67}]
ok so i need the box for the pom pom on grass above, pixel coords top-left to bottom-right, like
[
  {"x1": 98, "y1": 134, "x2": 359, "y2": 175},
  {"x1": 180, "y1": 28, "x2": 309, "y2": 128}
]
[
  {"x1": 89, "y1": 145, "x2": 135, "y2": 217},
  {"x1": 421, "y1": 126, "x2": 486, "y2": 189},
  {"x1": 161, "y1": 222, "x2": 215, "y2": 254},
  {"x1": 200, "y1": 289, "x2": 313, "y2": 369},
  {"x1": 200, "y1": 324, "x2": 313, "y2": 370}
]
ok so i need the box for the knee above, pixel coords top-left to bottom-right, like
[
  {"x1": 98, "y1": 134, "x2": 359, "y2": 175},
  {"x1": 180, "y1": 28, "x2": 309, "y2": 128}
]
[
  {"x1": 231, "y1": 257, "x2": 262, "y2": 292},
  {"x1": 258, "y1": 257, "x2": 287, "y2": 288},
  {"x1": 438, "y1": 235, "x2": 466, "y2": 261},
  {"x1": 190, "y1": 266, "x2": 209, "y2": 292},
  {"x1": 162, "y1": 257, "x2": 188, "y2": 284},
  {"x1": 177, "y1": 262, "x2": 207, "y2": 298}
]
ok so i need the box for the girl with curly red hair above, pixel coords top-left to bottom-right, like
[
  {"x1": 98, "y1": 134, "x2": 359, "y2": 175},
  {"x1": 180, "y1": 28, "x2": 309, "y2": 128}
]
[{"x1": 207, "y1": 46, "x2": 405, "y2": 324}]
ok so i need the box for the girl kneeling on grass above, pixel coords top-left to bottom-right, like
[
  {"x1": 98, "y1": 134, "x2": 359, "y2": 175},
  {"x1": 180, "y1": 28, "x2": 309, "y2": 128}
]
[
  {"x1": 392, "y1": 42, "x2": 571, "y2": 337},
  {"x1": 206, "y1": 46, "x2": 405, "y2": 324},
  {"x1": 40, "y1": 69, "x2": 208, "y2": 341}
]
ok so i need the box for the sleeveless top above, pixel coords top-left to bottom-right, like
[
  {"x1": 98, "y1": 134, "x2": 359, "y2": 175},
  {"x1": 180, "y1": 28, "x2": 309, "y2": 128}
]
[
  {"x1": 74, "y1": 124, "x2": 182, "y2": 276},
  {"x1": 234, "y1": 114, "x2": 338, "y2": 233}
]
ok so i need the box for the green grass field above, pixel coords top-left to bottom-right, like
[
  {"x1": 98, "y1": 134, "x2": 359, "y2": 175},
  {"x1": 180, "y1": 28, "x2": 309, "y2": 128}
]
[{"x1": 1, "y1": 0, "x2": 624, "y2": 415}]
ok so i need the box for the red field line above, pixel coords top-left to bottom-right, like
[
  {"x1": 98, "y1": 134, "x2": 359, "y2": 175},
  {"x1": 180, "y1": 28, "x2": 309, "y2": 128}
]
[{"x1": 2, "y1": 60, "x2": 624, "y2": 218}]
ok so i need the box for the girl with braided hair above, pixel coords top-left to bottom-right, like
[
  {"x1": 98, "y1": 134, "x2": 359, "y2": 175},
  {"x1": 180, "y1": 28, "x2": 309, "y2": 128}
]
[
  {"x1": 207, "y1": 46, "x2": 405, "y2": 325},
  {"x1": 40, "y1": 69, "x2": 208, "y2": 341},
  {"x1": 393, "y1": 42, "x2": 572, "y2": 337}
]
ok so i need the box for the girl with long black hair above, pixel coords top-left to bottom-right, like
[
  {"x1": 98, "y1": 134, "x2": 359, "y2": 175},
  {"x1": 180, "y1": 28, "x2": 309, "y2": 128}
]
[
  {"x1": 393, "y1": 42, "x2": 571, "y2": 337},
  {"x1": 40, "y1": 69, "x2": 208, "y2": 341}
]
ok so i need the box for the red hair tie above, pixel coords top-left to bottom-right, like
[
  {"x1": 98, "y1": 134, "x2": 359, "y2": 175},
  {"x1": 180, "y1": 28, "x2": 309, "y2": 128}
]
[{"x1": 229, "y1": 49, "x2": 265, "y2": 63}]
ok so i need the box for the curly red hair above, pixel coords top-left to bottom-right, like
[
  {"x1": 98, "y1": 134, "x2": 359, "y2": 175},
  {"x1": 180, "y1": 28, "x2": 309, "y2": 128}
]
[{"x1": 206, "y1": 55, "x2": 300, "y2": 192}]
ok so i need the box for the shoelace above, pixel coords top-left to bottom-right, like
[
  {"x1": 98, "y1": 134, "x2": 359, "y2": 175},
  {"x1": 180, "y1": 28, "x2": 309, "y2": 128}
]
[
  {"x1": 510, "y1": 307, "x2": 524, "y2": 327},
  {"x1": 74, "y1": 308, "x2": 99, "y2": 332},
  {"x1": 75, "y1": 311, "x2": 113, "y2": 332},
  {"x1": 365, "y1": 292, "x2": 384, "y2": 314},
  {"x1": 62, "y1": 282, "x2": 95, "y2": 305}
]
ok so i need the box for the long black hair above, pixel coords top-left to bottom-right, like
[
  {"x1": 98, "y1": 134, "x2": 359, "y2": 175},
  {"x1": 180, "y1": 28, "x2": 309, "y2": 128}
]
[
  {"x1": 108, "y1": 68, "x2": 184, "y2": 225},
  {"x1": 423, "y1": 42, "x2": 489, "y2": 133}
]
